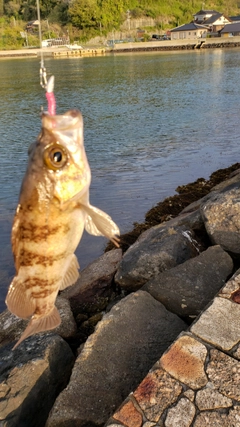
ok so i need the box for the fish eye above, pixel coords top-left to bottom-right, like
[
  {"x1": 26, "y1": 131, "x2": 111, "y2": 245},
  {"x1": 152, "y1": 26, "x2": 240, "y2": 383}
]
[
  {"x1": 53, "y1": 151, "x2": 62, "y2": 163},
  {"x1": 43, "y1": 144, "x2": 68, "y2": 170}
]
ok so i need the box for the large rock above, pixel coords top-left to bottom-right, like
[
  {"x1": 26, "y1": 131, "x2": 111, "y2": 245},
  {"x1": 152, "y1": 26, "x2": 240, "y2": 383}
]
[
  {"x1": 142, "y1": 245, "x2": 233, "y2": 319},
  {"x1": 147, "y1": 206, "x2": 206, "y2": 234},
  {"x1": 210, "y1": 171, "x2": 240, "y2": 192},
  {"x1": 0, "y1": 310, "x2": 27, "y2": 349},
  {"x1": 0, "y1": 296, "x2": 77, "y2": 349},
  {"x1": 180, "y1": 191, "x2": 218, "y2": 215},
  {"x1": 54, "y1": 296, "x2": 77, "y2": 339},
  {"x1": 115, "y1": 225, "x2": 201, "y2": 291},
  {"x1": 180, "y1": 173, "x2": 240, "y2": 216},
  {"x1": 62, "y1": 248, "x2": 122, "y2": 315},
  {"x1": 200, "y1": 181, "x2": 240, "y2": 255},
  {"x1": 0, "y1": 334, "x2": 74, "y2": 427},
  {"x1": 46, "y1": 291, "x2": 187, "y2": 427}
]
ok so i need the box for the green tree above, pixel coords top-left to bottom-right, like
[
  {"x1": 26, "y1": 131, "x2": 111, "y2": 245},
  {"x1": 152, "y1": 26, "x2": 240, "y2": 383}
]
[
  {"x1": 0, "y1": 0, "x2": 4, "y2": 16},
  {"x1": 4, "y1": 1, "x2": 20, "y2": 17},
  {"x1": 68, "y1": 0, "x2": 100, "y2": 29},
  {"x1": 48, "y1": 2, "x2": 68, "y2": 24},
  {"x1": 19, "y1": 0, "x2": 37, "y2": 21},
  {"x1": 1, "y1": 0, "x2": 240, "y2": 45},
  {"x1": 98, "y1": 0, "x2": 126, "y2": 30}
]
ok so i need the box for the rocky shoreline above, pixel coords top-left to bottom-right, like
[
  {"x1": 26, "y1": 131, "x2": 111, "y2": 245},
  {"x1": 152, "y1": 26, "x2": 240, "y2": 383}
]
[{"x1": 1, "y1": 163, "x2": 240, "y2": 426}]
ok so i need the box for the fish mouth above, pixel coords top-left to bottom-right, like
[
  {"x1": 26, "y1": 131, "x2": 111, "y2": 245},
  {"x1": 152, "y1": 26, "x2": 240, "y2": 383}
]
[
  {"x1": 42, "y1": 109, "x2": 83, "y2": 132},
  {"x1": 41, "y1": 109, "x2": 84, "y2": 155}
]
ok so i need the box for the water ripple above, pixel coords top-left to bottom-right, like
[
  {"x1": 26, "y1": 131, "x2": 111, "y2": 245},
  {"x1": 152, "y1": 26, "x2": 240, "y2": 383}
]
[{"x1": 1, "y1": 49, "x2": 240, "y2": 310}]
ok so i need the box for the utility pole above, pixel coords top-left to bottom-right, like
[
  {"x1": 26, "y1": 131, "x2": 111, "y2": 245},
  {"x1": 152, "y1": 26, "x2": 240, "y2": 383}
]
[
  {"x1": 46, "y1": 19, "x2": 50, "y2": 39},
  {"x1": 126, "y1": 10, "x2": 131, "y2": 32}
]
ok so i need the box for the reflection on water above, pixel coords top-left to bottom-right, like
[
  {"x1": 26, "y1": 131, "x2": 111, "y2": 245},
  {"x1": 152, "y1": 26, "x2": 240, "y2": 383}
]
[{"x1": 1, "y1": 49, "x2": 240, "y2": 311}]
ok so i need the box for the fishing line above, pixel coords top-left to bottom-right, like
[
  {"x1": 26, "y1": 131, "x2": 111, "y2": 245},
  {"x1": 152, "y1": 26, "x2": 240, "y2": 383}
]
[
  {"x1": 36, "y1": 0, "x2": 56, "y2": 115},
  {"x1": 36, "y1": 0, "x2": 57, "y2": 309}
]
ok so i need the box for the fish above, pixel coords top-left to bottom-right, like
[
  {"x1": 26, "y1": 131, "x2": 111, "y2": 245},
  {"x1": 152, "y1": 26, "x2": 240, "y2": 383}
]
[{"x1": 5, "y1": 109, "x2": 120, "y2": 349}]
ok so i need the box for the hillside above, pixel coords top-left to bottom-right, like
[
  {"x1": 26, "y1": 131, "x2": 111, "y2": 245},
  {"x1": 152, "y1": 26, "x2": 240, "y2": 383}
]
[{"x1": 0, "y1": 0, "x2": 240, "y2": 48}]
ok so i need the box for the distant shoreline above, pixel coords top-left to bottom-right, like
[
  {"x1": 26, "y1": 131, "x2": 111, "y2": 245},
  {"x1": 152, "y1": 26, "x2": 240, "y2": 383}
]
[{"x1": 1, "y1": 36, "x2": 240, "y2": 58}]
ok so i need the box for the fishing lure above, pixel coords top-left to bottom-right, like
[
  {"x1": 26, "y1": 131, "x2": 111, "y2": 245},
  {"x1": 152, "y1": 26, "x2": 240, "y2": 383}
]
[{"x1": 40, "y1": 62, "x2": 56, "y2": 115}]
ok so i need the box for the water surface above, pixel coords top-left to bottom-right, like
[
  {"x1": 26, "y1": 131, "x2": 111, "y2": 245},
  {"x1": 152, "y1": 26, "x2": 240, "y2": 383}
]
[{"x1": 1, "y1": 48, "x2": 240, "y2": 311}]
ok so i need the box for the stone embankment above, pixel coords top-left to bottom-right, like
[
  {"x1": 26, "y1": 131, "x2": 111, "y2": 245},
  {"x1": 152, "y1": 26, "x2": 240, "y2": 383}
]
[
  {"x1": 1, "y1": 35, "x2": 240, "y2": 58},
  {"x1": 1, "y1": 166, "x2": 240, "y2": 426},
  {"x1": 110, "y1": 35, "x2": 240, "y2": 53}
]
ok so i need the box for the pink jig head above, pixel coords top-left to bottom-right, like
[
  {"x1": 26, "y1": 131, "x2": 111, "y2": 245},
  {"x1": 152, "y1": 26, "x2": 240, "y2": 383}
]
[{"x1": 46, "y1": 75, "x2": 56, "y2": 116}]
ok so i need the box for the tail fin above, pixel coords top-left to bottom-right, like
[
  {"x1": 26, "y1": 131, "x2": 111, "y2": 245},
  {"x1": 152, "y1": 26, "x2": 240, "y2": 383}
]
[{"x1": 13, "y1": 306, "x2": 61, "y2": 350}]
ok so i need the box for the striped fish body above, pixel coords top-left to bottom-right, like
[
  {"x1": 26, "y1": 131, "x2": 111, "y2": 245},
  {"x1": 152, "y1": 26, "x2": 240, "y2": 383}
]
[{"x1": 6, "y1": 110, "x2": 120, "y2": 349}]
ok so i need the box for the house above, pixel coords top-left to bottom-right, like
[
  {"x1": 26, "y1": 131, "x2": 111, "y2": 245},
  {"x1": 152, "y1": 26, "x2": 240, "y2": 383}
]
[
  {"x1": 26, "y1": 20, "x2": 39, "y2": 32},
  {"x1": 170, "y1": 22, "x2": 208, "y2": 40},
  {"x1": 193, "y1": 10, "x2": 219, "y2": 24},
  {"x1": 136, "y1": 29, "x2": 145, "y2": 39},
  {"x1": 203, "y1": 12, "x2": 231, "y2": 33},
  {"x1": 220, "y1": 22, "x2": 240, "y2": 37}
]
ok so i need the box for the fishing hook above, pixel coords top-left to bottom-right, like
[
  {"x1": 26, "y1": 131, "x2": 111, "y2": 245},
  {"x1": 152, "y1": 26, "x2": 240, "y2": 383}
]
[{"x1": 40, "y1": 64, "x2": 47, "y2": 89}]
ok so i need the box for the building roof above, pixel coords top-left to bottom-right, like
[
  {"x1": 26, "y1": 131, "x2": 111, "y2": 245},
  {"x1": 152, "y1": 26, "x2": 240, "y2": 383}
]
[
  {"x1": 221, "y1": 22, "x2": 240, "y2": 33},
  {"x1": 171, "y1": 22, "x2": 209, "y2": 32},
  {"x1": 229, "y1": 16, "x2": 240, "y2": 22},
  {"x1": 26, "y1": 20, "x2": 39, "y2": 26},
  {"x1": 203, "y1": 12, "x2": 226, "y2": 25},
  {"x1": 194, "y1": 9, "x2": 219, "y2": 16}
]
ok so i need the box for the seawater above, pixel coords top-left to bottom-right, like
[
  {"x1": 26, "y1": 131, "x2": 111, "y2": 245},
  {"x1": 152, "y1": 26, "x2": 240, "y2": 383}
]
[{"x1": 1, "y1": 48, "x2": 240, "y2": 311}]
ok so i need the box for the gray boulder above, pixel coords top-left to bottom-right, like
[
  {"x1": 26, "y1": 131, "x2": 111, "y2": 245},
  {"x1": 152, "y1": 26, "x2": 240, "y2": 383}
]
[
  {"x1": 180, "y1": 191, "x2": 218, "y2": 215},
  {"x1": 46, "y1": 290, "x2": 187, "y2": 427},
  {"x1": 115, "y1": 225, "x2": 201, "y2": 291},
  {"x1": 210, "y1": 171, "x2": 240, "y2": 192},
  {"x1": 0, "y1": 334, "x2": 74, "y2": 427},
  {"x1": 148, "y1": 206, "x2": 205, "y2": 232},
  {"x1": 0, "y1": 296, "x2": 77, "y2": 349},
  {"x1": 200, "y1": 181, "x2": 240, "y2": 255},
  {"x1": 62, "y1": 248, "x2": 122, "y2": 315},
  {"x1": 180, "y1": 173, "x2": 240, "y2": 216},
  {"x1": 142, "y1": 245, "x2": 233, "y2": 319},
  {"x1": 54, "y1": 296, "x2": 77, "y2": 339},
  {"x1": 0, "y1": 310, "x2": 27, "y2": 349}
]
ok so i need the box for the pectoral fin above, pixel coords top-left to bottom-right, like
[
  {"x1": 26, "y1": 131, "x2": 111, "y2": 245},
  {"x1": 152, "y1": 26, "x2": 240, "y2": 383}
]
[
  {"x1": 82, "y1": 204, "x2": 120, "y2": 247},
  {"x1": 59, "y1": 254, "x2": 80, "y2": 291},
  {"x1": 6, "y1": 275, "x2": 35, "y2": 319},
  {"x1": 12, "y1": 306, "x2": 61, "y2": 350}
]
